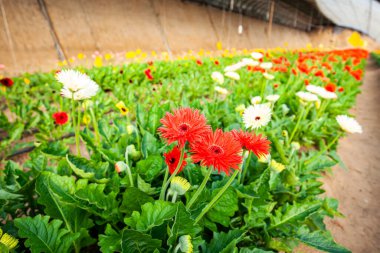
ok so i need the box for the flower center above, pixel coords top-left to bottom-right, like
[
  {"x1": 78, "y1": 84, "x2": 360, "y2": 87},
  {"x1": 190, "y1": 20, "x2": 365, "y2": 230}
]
[
  {"x1": 209, "y1": 144, "x2": 224, "y2": 155},
  {"x1": 179, "y1": 123, "x2": 190, "y2": 133},
  {"x1": 169, "y1": 157, "x2": 176, "y2": 164},
  {"x1": 255, "y1": 116, "x2": 261, "y2": 121}
]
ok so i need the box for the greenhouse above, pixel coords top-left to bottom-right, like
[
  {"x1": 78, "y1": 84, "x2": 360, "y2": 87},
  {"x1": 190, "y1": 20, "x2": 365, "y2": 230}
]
[{"x1": 0, "y1": 0, "x2": 379, "y2": 252}]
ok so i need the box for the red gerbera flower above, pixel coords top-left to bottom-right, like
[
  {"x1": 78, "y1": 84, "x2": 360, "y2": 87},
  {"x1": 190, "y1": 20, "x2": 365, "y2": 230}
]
[
  {"x1": 314, "y1": 70, "x2": 324, "y2": 78},
  {"x1": 164, "y1": 146, "x2": 188, "y2": 174},
  {"x1": 0, "y1": 77, "x2": 14, "y2": 87},
  {"x1": 304, "y1": 79, "x2": 310, "y2": 86},
  {"x1": 325, "y1": 83, "x2": 337, "y2": 92},
  {"x1": 158, "y1": 108, "x2": 210, "y2": 147},
  {"x1": 338, "y1": 87, "x2": 344, "y2": 92},
  {"x1": 53, "y1": 112, "x2": 69, "y2": 125},
  {"x1": 196, "y1": 59, "x2": 202, "y2": 65},
  {"x1": 144, "y1": 68, "x2": 153, "y2": 81},
  {"x1": 190, "y1": 129, "x2": 242, "y2": 175},
  {"x1": 214, "y1": 60, "x2": 220, "y2": 65},
  {"x1": 231, "y1": 130, "x2": 271, "y2": 157}
]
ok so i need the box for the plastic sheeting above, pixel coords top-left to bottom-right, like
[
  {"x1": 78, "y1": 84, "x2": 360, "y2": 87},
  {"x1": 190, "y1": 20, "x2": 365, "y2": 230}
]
[{"x1": 316, "y1": 0, "x2": 380, "y2": 42}]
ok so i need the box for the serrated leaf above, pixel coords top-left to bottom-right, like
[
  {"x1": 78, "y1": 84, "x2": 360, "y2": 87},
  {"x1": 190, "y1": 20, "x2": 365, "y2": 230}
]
[
  {"x1": 66, "y1": 154, "x2": 109, "y2": 183},
  {"x1": 207, "y1": 230, "x2": 244, "y2": 253},
  {"x1": 136, "y1": 155, "x2": 162, "y2": 182},
  {"x1": 121, "y1": 229, "x2": 161, "y2": 253},
  {"x1": 269, "y1": 202, "x2": 322, "y2": 230},
  {"x1": 15, "y1": 215, "x2": 79, "y2": 253},
  {"x1": 120, "y1": 187, "x2": 154, "y2": 216},
  {"x1": 167, "y1": 203, "x2": 202, "y2": 248},
  {"x1": 125, "y1": 200, "x2": 176, "y2": 231},
  {"x1": 206, "y1": 187, "x2": 238, "y2": 227},
  {"x1": 296, "y1": 226, "x2": 351, "y2": 253},
  {"x1": 98, "y1": 224, "x2": 122, "y2": 253},
  {"x1": 141, "y1": 132, "x2": 158, "y2": 158}
]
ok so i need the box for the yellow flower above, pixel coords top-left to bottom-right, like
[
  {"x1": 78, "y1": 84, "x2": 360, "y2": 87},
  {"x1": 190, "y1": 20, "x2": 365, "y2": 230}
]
[
  {"x1": 125, "y1": 51, "x2": 136, "y2": 59},
  {"x1": 216, "y1": 41, "x2": 223, "y2": 50},
  {"x1": 271, "y1": 160, "x2": 285, "y2": 173},
  {"x1": 198, "y1": 48, "x2": 204, "y2": 56},
  {"x1": 348, "y1": 31, "x2": 365, "y2": 47},
  {"x1": 83, "y1": 114, "x2": 91, "y2": 125},
  {"x1": 116, "y1": 101, "x2": 129, "y2": 115},
  {"x1": 69, "y1": 57, "x2": 75, "y2": 63},
  {"x1": 258, "y1": 154, "x2": 271, "y2": 163},
  {"x1": 235, "y1": 104, "x2": 246, "y2": 115},
  {"x1": 151, "y1": 50, "x2": 157, "y2": 57},
  {"x1": 140, "y1": 52, "x2": 147, "y2": 59},
  {"x1": 0, "y1": 228, "x2": 18, "y2": 250},
  {"x1": 105, "y1": 53, "x2": 112, "y2": 61},
  {"x1": 94, "y1": 56, "x2": 103, "y2": 67},
  {"x1": 77, "y1": 53, "x2": 85, "y2": 59},
  {"x1": 170, "y1": 176, "x2": 191, "y2": 195},
  {"x1": 135, "y1": 49, "x2": 142, "y2": 55},
  {"x1": 24, "y1": 78, "x2": 30, "y2": 85}
]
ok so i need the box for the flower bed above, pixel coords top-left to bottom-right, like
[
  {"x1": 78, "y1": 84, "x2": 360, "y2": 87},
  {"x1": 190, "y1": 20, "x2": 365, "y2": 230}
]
[{"x1": 0, "y1": 48, "x2": 367, "y2": 253}]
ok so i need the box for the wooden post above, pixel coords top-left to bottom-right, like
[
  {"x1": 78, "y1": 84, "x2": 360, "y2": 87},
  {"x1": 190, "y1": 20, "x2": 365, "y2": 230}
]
[{"x1": 268, "y1": 0, "x2": 275, "y2": 39}]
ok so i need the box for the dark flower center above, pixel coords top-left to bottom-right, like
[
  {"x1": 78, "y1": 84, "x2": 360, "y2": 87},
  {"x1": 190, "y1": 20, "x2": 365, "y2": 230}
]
[
  {"x1": 179, "y1": 123, "x2": 190, "y2": 133},
  {"x1": 255, "y1": 116, "x2": 261, "y2": 121},
  {"x1": 122, "y1": 108, "x2": 127, "y2": 112},
  {"x1": 169, "y1": 157, "x2": 176, "y2": 164},
  {"x1": 209, "y1": 145, "x2": 224, "y2": 155}
]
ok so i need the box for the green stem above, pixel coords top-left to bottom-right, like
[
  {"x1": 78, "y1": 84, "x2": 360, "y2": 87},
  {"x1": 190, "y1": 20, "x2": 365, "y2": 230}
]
[
  {"x1": 268, "y1": 132, "x2": 289, "y2": 165},
  {"x1": 171, "y1": 192, "x2": 178, "y2": 203},
  {"x1": 260, "y1": 78, "x2": 267, "y2": 98},
  {"x1": 90, "y1": 108, "x2": 100, "y2": 145},
  {"x1": 159, "y1": 148, "x2": 185, "y2": 200},
  {"x1": 186, "y1": 166, "x2": 213, "y2": 209},
  {"x1": 305, "y1": 133, "x2": 342, "y2": 165},
  {"x1": 125, "y1": 164, "x2": 134, "y2": 187},
  {"x1": 195, "y1": 169, "x2": 239, "y2": 224},
  {"x1": 240, "y1": 151, "x2": 252, "y2": 184},
  {"x1": 71, "y1": 96, "x2": 80, "y2": 156},
  {"x1": 289, "y1": 105, "x2": 311, "y2": 143},
  {"x1": 76, "y1": 101, "x2": 81, "y2": 156}
]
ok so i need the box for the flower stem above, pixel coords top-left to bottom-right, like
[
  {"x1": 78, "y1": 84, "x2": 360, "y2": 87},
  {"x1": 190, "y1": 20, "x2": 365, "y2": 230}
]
[
  {"x1": 71, "y1": 96, "x2": 81, "y2": 156},
  {"x1": 260, "y1": 78, "x2": 267, "y2": 98},
  {"x1": 125, "y1": 164, "x2": 134, "y2": 187},
  {"x1": 305, "y1": 132, "x2": 342, "y2": 165},
  {"x1": 171, "y1": 192, "x2": 178, "y2": 203},
  {"x1": 186, "y1": 166, "x2": 213, "y2": 209},
  {"x1": 240, "y1": 151, "x2": 252, "y2": 184},
  {"x1": 289, "y1": 105, "x2": 311, "y2": 143},
  {"x1": 194, "y1": 169, "x2": 239, "y2": 224},
  {"x1": 159, "y1": 148, "x2": 185, "y2": 200},
  {"x1": 90, "y1": 107, "x2": 100, "y2": 145},
  {"x1": 76, "y1": 101, "x2": 82, "y2": 156}
]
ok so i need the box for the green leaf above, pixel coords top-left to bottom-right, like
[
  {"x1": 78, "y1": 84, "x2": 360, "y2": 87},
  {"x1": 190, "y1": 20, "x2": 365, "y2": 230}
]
[
  {"x1": 207, "y1": 229, "x2": 244, "y2": 253},
  {"x1": 125, "y1": 200, "x2": 176, "y2": 231},
  {"x1": 269, "y1": 202, "x2": 322, "y2": 231},
  {"x1": 40, "y1": 141, "x2": 69, "y2": 158},
  {"x1": 240, "y1": 248, "x2": 275, "y2": 253},
  {"x1": 206, "y1": 187, "x2": 238, "y2": 227},
  {"x1": 121, "y1": 229, "x2": 161, "y2": 253},
  {"x1": 0, "y1": 189, "x2": 23, "y2": 200},
  {"x1": 141, "y1": 132, "x2": 158, "y2": 158},
  {"x1": 167, "y1": 203, "x2": 202, "y2": 248},
  {"x1": 136, "y1": 155, "x2": 163, "y2": 182},
  {"x1": 98, "y1": 224, "x2": 122, "y2": 253},
  {"x1": 296, "y1": 226, "x2": 351, "y2": 253},
  {"x1": 120, "y1": 187, "x2": 154, "y2": 216},
  {"x1": 137, "y1": 175, "x2": 157, "y2": 195},
  {"x1": 15, "y1": 215, "x2": 79, "y2": 253},
  {"x1": 66, "y1": 154, "x2": 109, "y2": 183}
]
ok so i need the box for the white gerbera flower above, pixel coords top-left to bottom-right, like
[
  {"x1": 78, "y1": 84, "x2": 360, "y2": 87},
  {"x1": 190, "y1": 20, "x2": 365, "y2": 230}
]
[
  {"x1": 225, "y1": 71, "x2": 240, "y2": 80},
  {"x1": 215, "y1": 86, "x2": 228, "y2": 95},
  {"x1": 251, "y1": 96, "x2": 262, "y2": 104},
  {"x1": 211, "y1": 71, "x2": 224, "y2": 84},
  {"x1": 260, "y1": 62, "x2": 273, "y2": 70},
  {"x1": 224, "y1": 62, "x2": 245, "y2": 72},
  {"x1": 170, "y1": 176, "x2": 191, "y2": 195},
  {"x1": 178, "y1": 235, "x2": 193, "y2": 253},
  {"x1": 243, "y1": 104, "x2": 272, "y2": 130},
  {"x1": 57, "y1": 69, "x2": 99, "y2": 100},
  {"x1": 336, "y1": 115, "x2": 363, "y2": 134},
  {"x1": 266, "y1": 94, "x2": 280, "y2": 103},
  {"x1": 241, "y1": 58, "x2": 259, "y2": 66},
  {"x1": 296, "y1": 91, "x2": 319, "y2": 102},
  {"x1": 306, "y1": 84, "x2": 337, "y2": 99},
  {"x1": 251, "y1": 52, "x2": 264, "y2": 60},
  {"x1": 263, "y1": 73, "x2": 274, "y2": 80}
]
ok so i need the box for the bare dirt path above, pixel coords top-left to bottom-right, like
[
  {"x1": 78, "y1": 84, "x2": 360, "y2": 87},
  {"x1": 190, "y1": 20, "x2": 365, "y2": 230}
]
[
  {"x1": 298, "y1": 60, "x2": 380, "y2": 253},
  {"x1": 322, "y1": 60, "x2": 380, "y2": 252}
]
